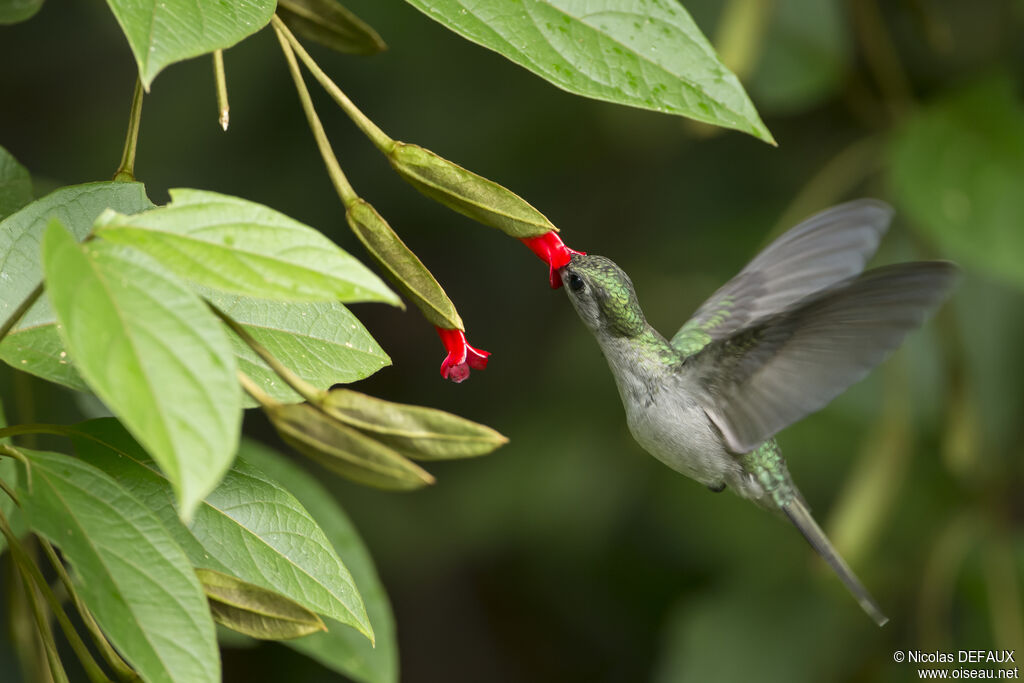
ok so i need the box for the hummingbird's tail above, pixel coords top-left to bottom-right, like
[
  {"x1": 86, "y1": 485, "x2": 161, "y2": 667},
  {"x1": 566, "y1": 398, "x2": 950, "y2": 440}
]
[{"x1": 782, "y1": 498, "x2": 889, "y2": 627}]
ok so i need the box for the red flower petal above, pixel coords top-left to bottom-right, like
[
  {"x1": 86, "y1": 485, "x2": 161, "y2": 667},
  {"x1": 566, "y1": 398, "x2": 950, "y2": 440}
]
[
  {"x1": 436, "y1": 327, "x2": 491, "y2": 383},
  {"x1": 520, "y1": 232, "x2": 585, "y2": 289}
]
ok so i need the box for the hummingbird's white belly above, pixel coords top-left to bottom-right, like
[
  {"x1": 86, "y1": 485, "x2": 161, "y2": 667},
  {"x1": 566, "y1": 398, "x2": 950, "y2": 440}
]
[{"x1": 622, "y1": 384, "x2": 754, "y2": 496}]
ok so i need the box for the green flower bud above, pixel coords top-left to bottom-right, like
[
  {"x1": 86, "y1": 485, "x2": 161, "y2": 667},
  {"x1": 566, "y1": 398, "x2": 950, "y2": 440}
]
[
  {"x1": 346, "y1": 198, "x2": 463, "y2": 329},
  {"x1": 266, "y1": 402, "x2": 434, "y2": 490},
  {"x1": 388, "y1": 142, "x2": 555, "y2": 239},
  {"x1": 322, "y1": 387, "x2": 508, "y2": 460},
  {"x1": 196, "y1": 569, "x2": 327, "y2": 640}
]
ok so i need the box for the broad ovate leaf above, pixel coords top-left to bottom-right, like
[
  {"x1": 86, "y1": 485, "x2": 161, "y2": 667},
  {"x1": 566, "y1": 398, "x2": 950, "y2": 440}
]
[
  {"x1": 197, "y1": 569, "x2": 327, "y2": 640},
  {"x1": 17, "y1": 448, "x2": 219, "y2": 683},
  {"x1": 202, "y1": 290, "x2": 390, "y2": 405},
  {"x1": 0, "y1": 181, "x2": 151, "y2": 328},
  {"x1": 240, "y1": 439, "x2": 398, "y2": 683},
  {"x1": 41, "y1": 222, "x2": 240, "y2": 521},
  {"x1": 95, "y1": 188, "x2": 399, "y2": 305},
  {"x1": 72, "y1": 419, "x2": 374, "y2": 642},
  {"x1": 0, "y1": 182, "x2": 151, "y2": 388},
  {"x1": 104, "y1": 0, "x2": 275, "y2": 89},
  {"x1": 1, "y1": 290, "x2": 390, "y2": 402},
  {"x1": 403, "y1": 0, "x2": 773, "y2": 143}
]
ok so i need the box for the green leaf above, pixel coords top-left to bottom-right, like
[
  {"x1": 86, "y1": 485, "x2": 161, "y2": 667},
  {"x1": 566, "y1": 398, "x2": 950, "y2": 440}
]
[
  {"x1": 203, "y1": 289, "x2": 390, "y2": 405},
  {"x1": 95, "y1": 188, "x2": 400, "y2": 305},
  {"x1": 42, "y1": 223, "x2": 241, "y2": 521},
  {"x1": 889, "y1": 77, "x2": 1024, "y2": 290},
  {"x1": 385, "y1": 143, "x2": 556, "y2": 239},
  {"x1": 17, "y1": 448, "x2": 219, "y2": 683},
  {"x1": 403, "y1": 0, "x2": 773, "y2": 143},
  {"x1": 239, "y1": 439, "x2": 397, "y2": 683},
  {"x1": 267, "y1": 402, "x2": 435, "y2": 490},
  {"x1": 71, "y1": 418, "x2": 374, "y2": 641},
  {"x1": 346, "y1": 198, "x2": 463, "y2": 329},
  {"x1": 0, "y1": 145, "x2": 32, "y2": 217},
  {"x1": 0, "y1": 182, "x2": 151, "y2": 387},
  {"x1": 0, "y1": 288, "x2": 393, "y2": 403},
  {"x1": 323, "y1": 388, "x2": 508, "y2": 460},
  {"x1": 277, "y1": 0, "x2": 386, "y2": 55},
  {"x1": 104, "y1": 0, "x2": 275, "y2": 89},
  {"x1": 0, "y1": 0, "x2": 44, "y2": 24},
  {"x1": 197, "y1": 568, "x2": 327, "y2": 640},
  {"x1": 0, "y1": 296, "x2": 89, "y2": 392},
  {"x1": 0, "y1": 181, "x2": 151, "y2": 327}
]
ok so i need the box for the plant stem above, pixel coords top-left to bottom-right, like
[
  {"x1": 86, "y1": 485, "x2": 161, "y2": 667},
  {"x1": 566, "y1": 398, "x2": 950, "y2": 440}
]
[
  {"x1": 39, "y1": 539, "x2": 138, "y2": 682},
  {"x1": 213, "y1": 50, "x2": 230, "y2": 131},
  {"x1": 271, "y1": 15, "x2": 395, "y2": 154},
  {"x1": 0, "y1": 444, "x2": 32, "y2": 491},
  {"x1": 236, "y1": 370, "x2": 278, "y2": 407},
  {"x1": 271, "y1": 21, "x2": 360, "y2": 206},
  {"x1": 0, "y1": 515, "x2": 73, "y2": 683},
  {"x1": 6, "y1": 552, "x2": 55, "y2": 683},
  {"x1": 20, "y1": 564, "x2": 68, "y2": 683},
  {"x1": 207, "y1": 302, "x2": 324, "y2": 404},
  {"x1": 113, "y1": 77, "x2": 144, "y2": 182},
  {"x1": 0, "y1": 424, "x2": 79, "y2": 443},
  {"x1": 0, "y1": 282, "x2": 43, "y2": 346},
  {"x1": 0, "y1": 475, "x2": 18, "y2": 507}
]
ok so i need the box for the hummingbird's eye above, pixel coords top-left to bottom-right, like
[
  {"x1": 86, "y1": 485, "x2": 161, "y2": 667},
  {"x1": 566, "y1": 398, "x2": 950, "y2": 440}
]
[{"x1": 568, "y1": 272, "x2": 585, "y2": 292}]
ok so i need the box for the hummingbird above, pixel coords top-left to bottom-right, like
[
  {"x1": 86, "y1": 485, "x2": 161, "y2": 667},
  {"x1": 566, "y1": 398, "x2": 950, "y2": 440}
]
[{"x1": 558, "y1": 200, "x2": 957, "y2": 626}]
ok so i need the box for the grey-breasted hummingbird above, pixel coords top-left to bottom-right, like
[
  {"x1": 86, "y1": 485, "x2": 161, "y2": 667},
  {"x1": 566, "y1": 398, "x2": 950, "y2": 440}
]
[{"x1": 558, "y1": 200, "x2": 957, "y2": 626}]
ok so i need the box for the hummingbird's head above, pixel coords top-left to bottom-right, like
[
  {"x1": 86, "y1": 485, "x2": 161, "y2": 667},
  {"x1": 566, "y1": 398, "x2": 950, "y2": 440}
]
[{"x1": 559, "y1": 254, "x2": 646, "y2": 338}]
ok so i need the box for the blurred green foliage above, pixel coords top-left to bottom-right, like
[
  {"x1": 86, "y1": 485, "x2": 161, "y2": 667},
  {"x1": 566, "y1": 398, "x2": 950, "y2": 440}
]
[{"x1": 1, "y1": 0, "x2": 1022, "y2": 681}]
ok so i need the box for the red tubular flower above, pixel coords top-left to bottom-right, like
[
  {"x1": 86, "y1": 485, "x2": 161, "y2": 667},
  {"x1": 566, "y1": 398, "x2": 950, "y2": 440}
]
[
  {"x1": 520, "y1": 231, "x2": 585, "y2": 288},
  {"x1": 436, "y1": 327, "x2": 490, "y2": 383}
]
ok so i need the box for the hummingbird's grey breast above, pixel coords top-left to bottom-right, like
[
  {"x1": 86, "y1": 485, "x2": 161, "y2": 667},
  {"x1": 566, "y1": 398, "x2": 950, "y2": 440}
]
[{"x1": 594, "y1": 331, "x2": 769, "y2": 503}]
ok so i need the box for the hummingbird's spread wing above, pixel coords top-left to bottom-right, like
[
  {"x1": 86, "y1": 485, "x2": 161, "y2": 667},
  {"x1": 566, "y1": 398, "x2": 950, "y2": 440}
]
[
  {"x1": 671, "y1": 200, "x2": 893, "y2": 356},
  {"x1": 690, "y1": 262, "x2": 957, "y2": 454}
]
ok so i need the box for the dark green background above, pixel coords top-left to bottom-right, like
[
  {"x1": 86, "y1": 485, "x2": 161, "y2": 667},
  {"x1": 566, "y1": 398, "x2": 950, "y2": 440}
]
[{"x1": 2, "y1": 0, "x2": 1022, "y2": 681}]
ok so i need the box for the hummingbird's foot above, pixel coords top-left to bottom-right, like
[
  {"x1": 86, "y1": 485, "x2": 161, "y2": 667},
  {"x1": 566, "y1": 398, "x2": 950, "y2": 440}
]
[
  {"x1": 707, "y1": 482, "x2": 727, "y2": 493},
  {"x1": 520, "y1": 232, "x2": 585, "y2": 289},
  {"x1": 436, "y1": 326, "x2": 490, "y2": 383}
]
